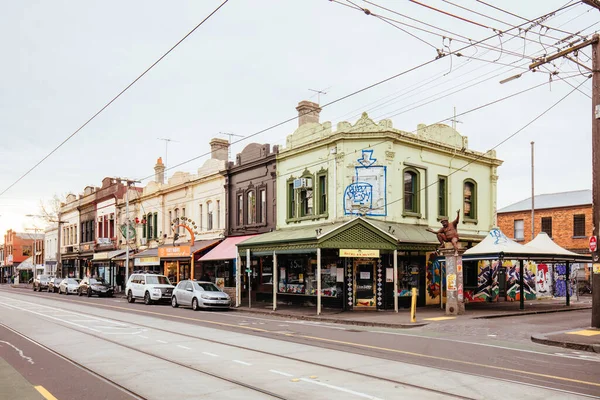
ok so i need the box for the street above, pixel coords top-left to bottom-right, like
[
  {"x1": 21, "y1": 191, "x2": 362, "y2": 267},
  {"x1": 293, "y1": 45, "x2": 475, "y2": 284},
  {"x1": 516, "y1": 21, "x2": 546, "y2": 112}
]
[{"x1": 0, "y1": 287, "x2": 598, "y2": 399}]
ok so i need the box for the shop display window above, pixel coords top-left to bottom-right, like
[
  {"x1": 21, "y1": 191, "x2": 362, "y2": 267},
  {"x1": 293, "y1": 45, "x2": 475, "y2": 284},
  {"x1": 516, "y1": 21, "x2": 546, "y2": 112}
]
[{"x1": 397, "y1": 261, "x2": 419, "y2": 297}]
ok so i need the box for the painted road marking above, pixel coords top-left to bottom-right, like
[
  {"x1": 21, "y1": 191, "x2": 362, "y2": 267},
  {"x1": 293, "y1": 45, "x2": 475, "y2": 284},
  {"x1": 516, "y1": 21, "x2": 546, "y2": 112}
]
[
  {"x1": 138, "y1": 335, "x2": 149, "y2": 339},
  {"x1": 177, "y1": 345, "x2": 191, "y2": 350},
  {"x1": 202, "y1": 351, "x2": 219, "y2": 357},
  {"x1": 6, "y1": 293, "x2": 600, "y2": 388},
  {"x1": 0, "y1": 341, "x2": 34, "y2": 364},
  {"x1": 300, "y1": 377, "x2": 383, "y2": 400},
  {"x1": 566, "y1": 330, "x2": 600, "y2": 337},
  {"x1": 0, "y1": 301, "x2": 102, "y2": 333},
  {"x1": 423, "y1": 316, "x2": 456, "y2": 321},
  {"x1": 34, "y1": 386, "x2": 58, "y2": 400},
  {"x1": 156, "y1": 340, "x2": 168, "y2": 344},
  {"x1": 233, "y1": 360, "x2": 252, "y2": 366},
  {"x1": 269, "y1": 369, "x2": 293, "y2": 377}
]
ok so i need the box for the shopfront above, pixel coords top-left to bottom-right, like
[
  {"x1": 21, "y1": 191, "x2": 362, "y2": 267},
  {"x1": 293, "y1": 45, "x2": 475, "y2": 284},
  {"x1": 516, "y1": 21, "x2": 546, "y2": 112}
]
[
  {"x1": 237, "y1": 218, "x2": 435, "y2": 312},
  {"x1": 158, "y1": 240, "x2": 220, "y2": 284},
  {"x1": 92, "y1": 250, "x2": 126, "y2": 287},
  {"x1": 133, "y1": 248, "x2": 161, "y2": 274}
]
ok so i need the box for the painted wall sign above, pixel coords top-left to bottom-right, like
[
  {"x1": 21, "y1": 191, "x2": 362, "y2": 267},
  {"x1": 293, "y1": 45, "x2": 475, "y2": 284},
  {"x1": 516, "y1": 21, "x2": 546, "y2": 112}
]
[
  {"x1": 386, "y1": 268, "x2": 394, "y2": 282},
  {"x1": 447, "y1": 273, "x2": 457, "y2": 291},
  {"x1": 457, "y1": 264, "x2": 462, "y2": 273},
  {"x1": 158, "y1": 246, "x2": 191, "y2": 258},
  {"x1": 340, "y1": 249, "x2": 380, "y2": 258},
  {"x1": 594, "y1": 263, "x2": 600, "y2": 274}
]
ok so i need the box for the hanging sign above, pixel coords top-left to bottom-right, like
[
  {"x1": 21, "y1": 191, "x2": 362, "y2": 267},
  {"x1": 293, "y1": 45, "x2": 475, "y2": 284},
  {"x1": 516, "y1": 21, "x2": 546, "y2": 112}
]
[{"x1": 340, "y1": 249, "x2": 380, "y2": 258}]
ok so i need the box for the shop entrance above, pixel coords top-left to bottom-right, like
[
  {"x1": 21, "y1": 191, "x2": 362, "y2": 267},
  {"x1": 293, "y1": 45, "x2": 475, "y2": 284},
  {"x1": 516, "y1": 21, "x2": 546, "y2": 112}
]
[{"x1": 354, "y1": 258, "x2": 376, "y2": 308}]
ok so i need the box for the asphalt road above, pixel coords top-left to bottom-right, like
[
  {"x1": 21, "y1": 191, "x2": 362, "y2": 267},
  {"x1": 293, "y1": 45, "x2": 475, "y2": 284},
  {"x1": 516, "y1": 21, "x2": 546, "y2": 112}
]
[{"x1": 0, "y1": 287, "x2": 598, "y2": 399}]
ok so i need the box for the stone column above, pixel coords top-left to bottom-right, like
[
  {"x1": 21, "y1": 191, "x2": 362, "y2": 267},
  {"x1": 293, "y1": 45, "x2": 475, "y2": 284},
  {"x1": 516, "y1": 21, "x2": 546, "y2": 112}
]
[{"x1": 443, "y1": 249, "x2": 465, "y2": 315}]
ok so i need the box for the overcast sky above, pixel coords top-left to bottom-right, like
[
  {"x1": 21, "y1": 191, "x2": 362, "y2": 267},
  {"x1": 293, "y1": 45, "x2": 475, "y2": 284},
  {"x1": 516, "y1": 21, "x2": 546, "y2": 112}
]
[{"x1": 1, "y1": 0, "x2": 597, "y2": 240}]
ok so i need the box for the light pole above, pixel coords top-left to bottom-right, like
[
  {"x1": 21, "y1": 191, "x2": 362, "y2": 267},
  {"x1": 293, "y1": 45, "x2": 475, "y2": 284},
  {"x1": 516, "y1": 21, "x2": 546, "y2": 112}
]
[{"x1": 112, "y1": 178, "x2": 140, "y2": 287}]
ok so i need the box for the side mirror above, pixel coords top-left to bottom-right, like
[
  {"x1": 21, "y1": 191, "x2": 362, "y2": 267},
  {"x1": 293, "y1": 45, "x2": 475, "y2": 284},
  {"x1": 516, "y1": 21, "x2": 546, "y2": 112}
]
[{"x1": 186, "y1": 287, "x2": 193, "y2": 292}]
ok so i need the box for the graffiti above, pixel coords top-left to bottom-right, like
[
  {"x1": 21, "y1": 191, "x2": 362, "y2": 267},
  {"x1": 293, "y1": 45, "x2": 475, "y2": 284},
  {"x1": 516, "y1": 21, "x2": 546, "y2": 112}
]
[
  {"x1": 426, "y1": 258, "x2": 441, "y2": 300},
  {"x1": 344, "y1": 150, "x2": 387, "y2": 216},
  {"x1": 506, "y1": 261, "x2": 536, "y2": 301},
  {"x1": 489, "y1": 228, "x2": 508, "y2": 245},
  {"x1": 536, "y1": 263, "x2": 550, "y2": 297},
  {"x1": 553, "y1": 264, "x2": 574, "y2": 297}
]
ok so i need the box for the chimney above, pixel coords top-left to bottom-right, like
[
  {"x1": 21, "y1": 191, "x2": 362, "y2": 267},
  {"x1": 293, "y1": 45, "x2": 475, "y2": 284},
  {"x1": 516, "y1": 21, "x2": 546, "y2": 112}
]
[
  {"x1": 154, "y1": 157, "x2": 165, "y2": 184},
  {"x1": 296, "y1": 100, "x2": 321, "y2": 127},
  {"x1": 210, "y1": 138, "x2": 230, "y2": 161}
]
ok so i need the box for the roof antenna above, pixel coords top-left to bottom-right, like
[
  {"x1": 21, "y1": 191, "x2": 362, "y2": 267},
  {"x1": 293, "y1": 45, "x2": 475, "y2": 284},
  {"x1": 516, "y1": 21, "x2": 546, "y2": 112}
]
[
  {"x1": 219, "y1": 132, "x2": 245, "y2": 160},
  {"x1": 308, "y1": 87, "x2": 330, "y2": 104}
]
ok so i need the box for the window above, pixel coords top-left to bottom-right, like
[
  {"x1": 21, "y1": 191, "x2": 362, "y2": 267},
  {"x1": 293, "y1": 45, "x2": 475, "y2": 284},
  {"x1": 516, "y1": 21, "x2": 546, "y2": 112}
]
[
  {"x1": 199, "y1": 204, "x2": 203, "y2": 231},
  {"x1": 247, "y1": 191, "x2": 256, "y2": 224},
  {"x1": 438, "y1": 176, "x2": 447, "y2": 218},
  {"x1": 573, "y1": 214, "x2": 585, "y2": 237},
  {"x1": 146, "y1": 213, "x2": 153, "y2": 240},
  {"x1": 207, "y1": 201, "x2": 213, "y2": 230},
  {"x1": 153, "y1": 213, "x2": 158, "y2": 238},
  {"x1": 463, "y1": 180, "x2": 477, "y2": 220},
  {"x1": 318, "y1": 174, "x2": 327, "y2": 214},
  {"x1": 541, "y1": 217, "x2": 552, "y2": 237},
  {"x1": 300, "y1": 178, "x2": 313, "y2": 217},
  {"x1": 514, "y1": 219, "x2": 524, "y2": 241},
  {"x1": 174, "y1": 208, "x2": 180, "y2": 234},
  {"x1": 288, "y1": 181, "x2": 296, "y2": 219},
  {"x1": 403, "y1": 169, "x2": 419, "y2": 214},
  {"x1": 168, "y1": 211, "x2": 172, "y2": 235},
  {"x1": 216, "y1": 200, "x2": 220, "y2": 229},
  {"x1": 237, "y1": 194, "x2": 243, "y2": 226},
  {"x1": 259, "y1": 189, "x2": 267, "y2": 223}
]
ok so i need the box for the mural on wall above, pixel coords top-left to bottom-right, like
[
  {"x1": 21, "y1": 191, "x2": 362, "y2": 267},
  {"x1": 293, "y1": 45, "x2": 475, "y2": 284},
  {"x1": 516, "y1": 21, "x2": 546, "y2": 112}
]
[
  {"x1": 553, "y1": 264, "x2": 575, "y2": 297},
  {"x1": 536, "y1": 263, "x2": 551, "y2": 297},
  {"x1": 506, "y1": 261, "x2": 536, "y2": 301},
  {"x1": 344, "y1": 150, "x2": 387, "y2": 216},
  {"x1": 425, "y1": 253, "x2": 445, "y2": 305}
]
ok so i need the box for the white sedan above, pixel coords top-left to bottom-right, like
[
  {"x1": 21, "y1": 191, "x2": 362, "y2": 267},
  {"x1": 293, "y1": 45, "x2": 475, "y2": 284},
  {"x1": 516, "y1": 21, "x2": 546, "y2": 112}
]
[{"x1": 59, "y1": 278, "x2": 81, "y2": 295}]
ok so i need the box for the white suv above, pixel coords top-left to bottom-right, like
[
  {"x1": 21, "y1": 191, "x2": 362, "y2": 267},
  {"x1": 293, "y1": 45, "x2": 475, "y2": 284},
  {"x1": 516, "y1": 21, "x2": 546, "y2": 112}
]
[{"x1": 125, "y1": 273, "x2": 175, "y2": 305}]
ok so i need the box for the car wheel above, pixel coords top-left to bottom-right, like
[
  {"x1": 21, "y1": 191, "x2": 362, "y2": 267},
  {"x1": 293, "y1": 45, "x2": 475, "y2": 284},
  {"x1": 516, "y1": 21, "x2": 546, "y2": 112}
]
[
  {"x1": 78, "y1": 289, "x2": 82, "y2": 296},
  {"x1": 192, "y1": 297, "x2": 199, "y2": 311},
  {"x1": 87, "y1": 288, "x2": 92, "y2": 297},
  {"x1": 65, "y1": 289, "x2": 69, "y2": 296},
  {"x1": 127, "y1": 291, "x2": 135, "y2": 303},
  {"x1": 33, "y1": 285, "x2": 37, "y2": 291},
  {"x1": 171, "y1": 296, "x2": 179, "y2": 308},
  {"x1": 144, "y1": 292, "x2": 152, "y2": 305}
]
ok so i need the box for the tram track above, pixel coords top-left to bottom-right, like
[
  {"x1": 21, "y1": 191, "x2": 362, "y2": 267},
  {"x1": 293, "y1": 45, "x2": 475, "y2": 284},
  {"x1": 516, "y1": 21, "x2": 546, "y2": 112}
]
[{"x1": 2, "y1": 289, "x2": 599, "y2": 399}]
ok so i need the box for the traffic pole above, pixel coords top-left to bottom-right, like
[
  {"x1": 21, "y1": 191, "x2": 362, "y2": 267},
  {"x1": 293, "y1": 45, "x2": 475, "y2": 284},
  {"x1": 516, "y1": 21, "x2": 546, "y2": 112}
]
[{"x1": 591, "y1": 34, "x2": 600, "y2": 328}]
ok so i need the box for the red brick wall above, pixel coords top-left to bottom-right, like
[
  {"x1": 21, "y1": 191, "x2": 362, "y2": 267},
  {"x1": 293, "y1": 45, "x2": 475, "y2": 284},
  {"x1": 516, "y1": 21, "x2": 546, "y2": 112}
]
[{"x1": 497, "y1": 205, "x2": 593, "y2": 252}]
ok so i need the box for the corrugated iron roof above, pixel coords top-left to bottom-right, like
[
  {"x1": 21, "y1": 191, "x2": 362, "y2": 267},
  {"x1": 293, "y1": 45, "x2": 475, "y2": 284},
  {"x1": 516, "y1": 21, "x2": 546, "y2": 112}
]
[{"x1": 498, "y1": 190, "x2": 591, "y2": 213}]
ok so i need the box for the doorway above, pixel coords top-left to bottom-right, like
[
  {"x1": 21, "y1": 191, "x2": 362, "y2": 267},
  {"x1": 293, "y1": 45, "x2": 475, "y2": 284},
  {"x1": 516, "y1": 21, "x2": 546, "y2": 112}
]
[{"x1": 354, "y1": 258, "x2": 376, "y2": 308}]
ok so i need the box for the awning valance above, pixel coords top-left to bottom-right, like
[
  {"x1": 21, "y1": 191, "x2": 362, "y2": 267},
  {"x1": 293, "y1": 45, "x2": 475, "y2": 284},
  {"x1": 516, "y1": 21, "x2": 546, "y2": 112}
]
[
  {"x1": 92, "y1": 249, "x2": 127, "y2": 261},
  {"x1": 199, "y1": 235, "x2": 257, "y2": 262}
]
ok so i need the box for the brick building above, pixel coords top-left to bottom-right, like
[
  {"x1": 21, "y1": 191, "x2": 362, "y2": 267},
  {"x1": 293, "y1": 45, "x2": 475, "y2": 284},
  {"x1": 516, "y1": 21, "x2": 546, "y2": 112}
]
[
  {"x1": 497, "y1": 190, "x2": 592, "y2": 253},
  {"x1": 1, "y1": 230, "x2": 45, "y2": 283}
]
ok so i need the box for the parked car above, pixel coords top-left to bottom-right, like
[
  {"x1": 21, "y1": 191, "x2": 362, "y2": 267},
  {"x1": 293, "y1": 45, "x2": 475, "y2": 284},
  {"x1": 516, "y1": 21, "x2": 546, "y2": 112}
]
[
  {"x1": 171, "y1": 280, "x2": 231, "y2": 311},
  {"x1": 59, "y1": 278, "x2": 81, "y2": 295},
  {"x1": 126, "y1": 273, "x2": 174, "y2": 305},
  {"x1": 48, "y1": 277, "x2": 63, "y2": 293},
  {"x1": 33, "y1": 275, "x2": 54, "y2": 292},
  {"x1": 77, "y1": 277, "x2": 114, "y2": 297}
]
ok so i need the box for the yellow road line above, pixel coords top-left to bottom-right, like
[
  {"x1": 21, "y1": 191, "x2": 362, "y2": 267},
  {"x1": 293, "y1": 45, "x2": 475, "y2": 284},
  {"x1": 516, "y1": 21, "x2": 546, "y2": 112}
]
[
  {"x1": 566, "y1": 330, "x2": 600, "y2": 337},
  {"x1": 34, "y1": 386, "x2": 58, "y2": 400},
  {"x1": 423, "y1": 317, "x2": 456, "y2": 321},
  {"x1": 8, "y1": 292, "x2": 600, "y2": 389}
]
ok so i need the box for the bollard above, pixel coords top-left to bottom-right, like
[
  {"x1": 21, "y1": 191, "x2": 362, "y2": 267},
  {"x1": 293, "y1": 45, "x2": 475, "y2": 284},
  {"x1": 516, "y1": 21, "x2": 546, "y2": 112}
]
[{"x1": 411, "y1": 287, "x2": 417, "y2": 323}]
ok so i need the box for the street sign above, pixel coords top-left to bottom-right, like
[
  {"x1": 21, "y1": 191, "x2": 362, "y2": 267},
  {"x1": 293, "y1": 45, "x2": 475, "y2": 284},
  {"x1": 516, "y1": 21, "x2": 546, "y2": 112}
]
[
  {"x1": 245, "y1": 268, "x2": 252, "y2": 273},
  {"x1": 590, "y1": 236, "x2": 597, "y2": 252}
]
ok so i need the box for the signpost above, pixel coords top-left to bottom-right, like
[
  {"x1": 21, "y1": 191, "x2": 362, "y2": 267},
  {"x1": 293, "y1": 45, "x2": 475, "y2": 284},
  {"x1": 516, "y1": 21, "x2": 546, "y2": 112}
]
[{"x1": 246, "y1": 267, "x2": 252, "y2": 309}]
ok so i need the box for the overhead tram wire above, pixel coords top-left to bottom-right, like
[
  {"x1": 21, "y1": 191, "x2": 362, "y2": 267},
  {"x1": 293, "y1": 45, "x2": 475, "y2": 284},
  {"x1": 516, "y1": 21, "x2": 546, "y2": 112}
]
[
  {"x1": 0, "y1": 0, "x2": 230, "y2": 199},
  {"x1": 340, "y1": 1, "x2": 558, "y2": 61},
  {"x1": 383, "y1": 76, "x2": 590, "y2": 210},
  {"x1": 130, "y1": 0, "x2": 581, "y2": 183}
]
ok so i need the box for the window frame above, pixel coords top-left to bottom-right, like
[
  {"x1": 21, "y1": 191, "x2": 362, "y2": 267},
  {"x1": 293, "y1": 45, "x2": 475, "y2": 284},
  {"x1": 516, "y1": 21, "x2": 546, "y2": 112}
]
[
  {"x1": 541, "y1": 217, "x2": 552, "y2": 238},
  {"x1": 316, "y1": 169, "x2": 328, "y2": 217},
  {"x1": 573, "y1": 214, "x2": 586, "y2": 238},
  {"x1": 207, "y1": 201, "x2": 214, "y2": 231},
  {"x1": 247, "y1": 190, "x2": 256, "y2": 225},
  {"x1": 463, "y1": 179, "x2": 478, "y2": 223},
  {"x1": 437, "y1": 175, "x2": 448, "y2": 219},
  {"x1": 287, "y1": 178, "x2": 296, "y2": 220},
  {"x1": 402, "y1": 168, "x2": 420, "y2": 217},
  {"x1": 514, "y1": 219, "x2": 524, "y2": 241},
  {"x1": 237, "y1": 193, "x2": 244, "y2": 227},
  {"x1": 259, "y1": 188, "x2": 267, "y2": 224}
]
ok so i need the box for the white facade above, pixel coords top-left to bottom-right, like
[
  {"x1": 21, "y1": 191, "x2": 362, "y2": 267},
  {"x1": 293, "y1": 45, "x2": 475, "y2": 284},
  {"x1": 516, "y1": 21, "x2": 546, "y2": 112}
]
[
  {"x1": 60, "y1": 194, "x2": 80, "y2": 253},
  {"x1": 44, "y1": 223, "x2": 59, "y2": 275}
]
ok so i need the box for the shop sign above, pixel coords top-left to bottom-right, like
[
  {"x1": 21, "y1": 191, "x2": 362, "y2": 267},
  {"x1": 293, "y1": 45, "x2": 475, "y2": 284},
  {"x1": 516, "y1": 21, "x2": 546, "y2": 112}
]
[
  {"x1": 93, "y1": 252, "x2": 109, "y2": 260},
  {"x1": 340, "y1": 249, "x2": 380, "y2": 258},
  {"x1": 135, "y1": 257, "x2": 160, "y2": 266},
  {"x1": 593, "y1": 263, "x2": 600, "y2": 274},
  {"x1": 158, "y1": 246, "x2": 191, "y2": 258},
  {"x1": 216, "y1": 277, "x2": 225, "y2": 290},
  {"x1": 97, "y1": 238, "x2": 111, "y2": 245},
  {"x1": 81, "y1": 244, "x2": 92, "y2": 252}
]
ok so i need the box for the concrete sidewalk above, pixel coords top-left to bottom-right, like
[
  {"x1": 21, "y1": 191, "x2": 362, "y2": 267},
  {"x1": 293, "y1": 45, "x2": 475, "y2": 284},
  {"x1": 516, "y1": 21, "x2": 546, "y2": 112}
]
[{"x1": 532, "y1": 328, "x2": 600, "y2": 353}]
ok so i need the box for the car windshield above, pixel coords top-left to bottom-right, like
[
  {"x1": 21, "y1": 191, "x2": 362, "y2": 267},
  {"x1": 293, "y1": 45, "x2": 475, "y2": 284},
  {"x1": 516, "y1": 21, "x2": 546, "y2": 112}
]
[
  {"x1": 67, "y1": 279, "x2": 78, "y2": 284},
  {"x1": 90, "y1": 278, "x2": 105, "y2": 285},
  {"x1": 146, "y1": 276, "x2": 171, "y2": 285},
  {"x1": 40, "y1": 276, "x2": 51, "y2": 281},
  {"x1": 195, "y1": 282, "x2": 220, "y2": 292}
]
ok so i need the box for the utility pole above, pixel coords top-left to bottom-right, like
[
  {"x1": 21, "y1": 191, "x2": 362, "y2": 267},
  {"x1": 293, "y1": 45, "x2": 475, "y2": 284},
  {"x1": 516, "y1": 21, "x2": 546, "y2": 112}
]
[
  {"x1": 113, "y1": 178, "x2": 140, "y2": 288},
  {"x1": 531, "y1": 141, "x2": 535, "y2": 241},
  {"x1": 25, "y1": 227, "x2": 42, "y2": 280},
  {"x1": 528, "y1": 10, "x2": 599, "y2": 325}
]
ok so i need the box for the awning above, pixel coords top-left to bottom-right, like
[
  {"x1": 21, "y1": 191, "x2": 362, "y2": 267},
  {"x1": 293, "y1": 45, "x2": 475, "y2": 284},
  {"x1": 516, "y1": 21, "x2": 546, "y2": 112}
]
[
  {"x1": 131, "y1": 248, "x2": 159, "y2": 266},
  {"x1": 16, "y1": 257, "x2": 33, "y2": 270},
  {"x1": 158, "y1": 239, "x2": 221, "y2": 259},
  {"x1": 92, "y1": 249, "x2": 127, "y2": 261},
  {"x1": 199, "y1": 235, "x2": 257, "y2": 262}
]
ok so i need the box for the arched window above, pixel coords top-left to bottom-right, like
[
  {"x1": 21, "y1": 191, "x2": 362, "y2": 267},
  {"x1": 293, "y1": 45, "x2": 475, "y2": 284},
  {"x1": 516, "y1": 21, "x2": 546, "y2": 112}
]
[
  {"x1": 247, "y1": 191, "x2": 256, "y2": 224},
  {"x1": 403, "y1": 169, "x2": 420, "y2": 215},
  {"x1": 463, "y1": 179, "x2": 477, "y2": 220},
  {"x1": 207, "y1": 201, "x2": 214, "y2": 230}
]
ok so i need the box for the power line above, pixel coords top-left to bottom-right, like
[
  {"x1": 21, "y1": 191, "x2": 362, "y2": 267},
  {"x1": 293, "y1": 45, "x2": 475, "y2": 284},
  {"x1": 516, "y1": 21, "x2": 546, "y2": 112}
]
[{"x1": 0, "y1": 0, "x2": 229, "y2": 199}]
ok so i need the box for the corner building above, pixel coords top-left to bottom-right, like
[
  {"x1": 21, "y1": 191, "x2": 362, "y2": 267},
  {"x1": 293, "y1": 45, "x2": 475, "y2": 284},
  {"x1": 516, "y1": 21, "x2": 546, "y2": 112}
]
[{"x1": 239, "y1": 101, "x2": 503, "y2": 310}]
